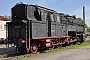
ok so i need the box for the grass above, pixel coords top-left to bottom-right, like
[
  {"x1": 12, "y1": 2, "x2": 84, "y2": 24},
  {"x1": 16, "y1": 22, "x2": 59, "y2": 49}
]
[
  {"x1": 13, "y1": 41, "x2": 90, "y2": 60},
  {"x1": 71, "y1": 42, "x2": 90, "y2": 48}
]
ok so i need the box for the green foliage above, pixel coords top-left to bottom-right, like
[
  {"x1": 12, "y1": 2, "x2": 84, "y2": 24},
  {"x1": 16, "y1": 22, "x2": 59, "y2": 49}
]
[
  {"x1": 77, "y1": 18, "x2": 90, "y2": 32},
  {"x1": 87, "y1": 27, "x2": 90, "y2": 32},
  {"x1": 77, "y1": 18, "x2": 88, "y2": 28},
  {"x1": 77, "y1": 18, "x2": 82, "y2": 21},
  {"x1": 4, "y1": 15, "x2": 11, "y2": 20}
]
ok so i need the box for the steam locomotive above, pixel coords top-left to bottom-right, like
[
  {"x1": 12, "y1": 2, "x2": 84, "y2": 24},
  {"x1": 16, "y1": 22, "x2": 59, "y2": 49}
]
[{"x1": 6, "y1": 2, "x2": 85, "y2": 53}]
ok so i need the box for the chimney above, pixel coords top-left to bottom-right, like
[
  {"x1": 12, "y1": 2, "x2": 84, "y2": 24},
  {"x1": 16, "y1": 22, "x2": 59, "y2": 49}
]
[
  {"x1": 83, "y1": 6, "x2": 85, "y2": 34},
  {"x1": 83, "y1": 6, "x2": 85, "y2": 25}
]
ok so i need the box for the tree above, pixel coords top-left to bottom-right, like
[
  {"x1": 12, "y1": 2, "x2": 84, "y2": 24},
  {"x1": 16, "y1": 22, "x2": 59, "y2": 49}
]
[
  {"x1": 77, "y1": 18, "x2": 87, "y2": 28},
  {"x1": 4, "y1": 15, "x2": 12, "y2": 20},
  {"x1": 77, "y1": 18, "x2": 90, "y2": 32}
]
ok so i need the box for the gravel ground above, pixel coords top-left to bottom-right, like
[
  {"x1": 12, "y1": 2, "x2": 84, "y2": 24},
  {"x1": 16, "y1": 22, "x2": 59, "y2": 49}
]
[
  {"x1": 85, "y1": 36, "x2": 90, "y2": 42},
  {"x1": 28, "y1": 46, "x2": 90, "y2": 60}
]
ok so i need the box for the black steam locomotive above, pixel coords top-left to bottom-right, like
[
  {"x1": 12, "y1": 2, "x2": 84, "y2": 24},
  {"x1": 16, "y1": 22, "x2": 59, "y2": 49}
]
[{"x1": 6, "y1": 2, "x2": 85, "y2": 53}]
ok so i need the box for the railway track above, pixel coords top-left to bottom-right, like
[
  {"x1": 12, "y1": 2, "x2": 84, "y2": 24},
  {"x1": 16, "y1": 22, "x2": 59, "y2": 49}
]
[
  {"x1": 0, "y1": 50, "x2": 41, "y2": 60},
  {"x1": 0, "y1": 38, "x2": 90, "y2": 60}
]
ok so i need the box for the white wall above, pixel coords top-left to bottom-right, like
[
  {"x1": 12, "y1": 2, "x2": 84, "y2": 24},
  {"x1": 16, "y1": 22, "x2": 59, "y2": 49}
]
[
  {"x1": 0, "y1": 20, "x2": 11, "y2": 39},
  {"x1": 0, "y1": 30, "x2": 6, "y2": 38}
]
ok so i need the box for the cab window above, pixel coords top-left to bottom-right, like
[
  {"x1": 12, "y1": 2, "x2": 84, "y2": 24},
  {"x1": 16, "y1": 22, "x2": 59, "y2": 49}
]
[
  {"x1": 56, "y1": 15, "x2": 60, "y2": 22},
  {"x1": 41, "y1": 10, "x2": 45, "y2": 21},
  {"x1": 50, "y1": 14, "x2": 54, "y2": 21},
  {"x1": 45, "y1": 12, "x2": 47, "y2": 21},
  {"x1": 53, "y1": 15, "x2": 57, "y2": 22}
]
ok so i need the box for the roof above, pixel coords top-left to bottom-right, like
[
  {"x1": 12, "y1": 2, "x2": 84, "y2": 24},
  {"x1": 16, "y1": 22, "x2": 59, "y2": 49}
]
[
  {"x1": 15, "y1": 2, "x2": 57, "y2": 13},
  {"x1": 0, "y1": 20, "x2": 11, "y2": 24},
  {"x1": 0, "y1": 16, "x2": 11, "y2": 21}
]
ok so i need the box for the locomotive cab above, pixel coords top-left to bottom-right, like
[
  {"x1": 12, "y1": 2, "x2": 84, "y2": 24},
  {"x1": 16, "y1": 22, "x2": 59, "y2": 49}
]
[{"x1": 6, "y1": 21, "x2": 27, "y2": 52}]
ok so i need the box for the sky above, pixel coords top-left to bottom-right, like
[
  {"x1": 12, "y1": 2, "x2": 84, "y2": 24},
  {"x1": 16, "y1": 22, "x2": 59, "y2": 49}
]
[{"x1": 0, "y1": 0, "x2": 90, "y2": 26}]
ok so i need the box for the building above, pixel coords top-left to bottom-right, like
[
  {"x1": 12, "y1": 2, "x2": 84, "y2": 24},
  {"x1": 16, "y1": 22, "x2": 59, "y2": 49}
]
[{"x1": 0, "y1": 20, "x2": 11, "y2": 43}]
